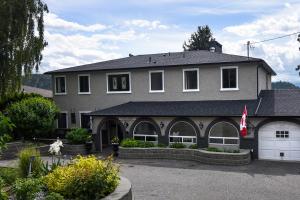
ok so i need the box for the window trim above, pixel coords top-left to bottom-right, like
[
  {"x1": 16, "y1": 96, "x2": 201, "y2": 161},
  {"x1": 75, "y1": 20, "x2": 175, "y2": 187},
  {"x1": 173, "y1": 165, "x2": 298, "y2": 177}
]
[
  {"x1": 79, "y1": 111, "x2": 92, "y2": 129},
  {"x1": 169, "y1": 120, "x2": 197, "y2": 144},
  {"x1": 57, "y1": 111, "x2": 68, "y2": 129},
  {"x1": 78, "y1": 74, "x2": 91, "y2": 95},
  {"x1": 133, "y1": 121, "x2": 158, "y2": 142},
  {"x1": 106, "y1": 72, "x2": 132, "y2": 94},
  {"x1": 220, "y1": 66, "x2": 239, "y2": 91},
  {"x1": 208, "y1": 121, "x2": 239, "y2": 145},
  {"x1": 54, "y1": 75, "x2": 67, "y2": 95},
  {"x1": 149, "y1": 70, "x2": 165, "y2": 93},
  {"x1": 182, "y1": 68, "x2": 199, "y2": 92}
]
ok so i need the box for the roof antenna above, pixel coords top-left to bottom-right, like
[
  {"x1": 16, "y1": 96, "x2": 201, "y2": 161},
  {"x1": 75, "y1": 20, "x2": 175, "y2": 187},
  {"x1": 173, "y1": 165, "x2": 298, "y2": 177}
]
[
  {"x1": 148, "y1": 56, "x2": 152, "y2": 63},
  {"x1": 247, "y1": 41, "x2": 250, "y2": 59}
]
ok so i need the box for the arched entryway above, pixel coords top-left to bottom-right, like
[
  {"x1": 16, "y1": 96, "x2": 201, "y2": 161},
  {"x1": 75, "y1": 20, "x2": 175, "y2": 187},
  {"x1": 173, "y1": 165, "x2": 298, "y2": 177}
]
[{"x1": 96, "y1": 118, "x2": 126, "y2": 152}]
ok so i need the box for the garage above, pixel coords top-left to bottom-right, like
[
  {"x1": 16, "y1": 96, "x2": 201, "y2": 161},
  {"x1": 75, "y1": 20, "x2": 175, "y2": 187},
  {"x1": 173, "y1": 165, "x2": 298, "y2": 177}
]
[{"x1": 259, "y1": 121, "x2": 300, "y2": 161}]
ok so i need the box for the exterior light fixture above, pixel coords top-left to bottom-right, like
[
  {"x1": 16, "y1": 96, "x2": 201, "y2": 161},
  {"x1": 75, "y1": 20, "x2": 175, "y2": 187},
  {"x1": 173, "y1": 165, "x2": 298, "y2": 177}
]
[
  {"x1": 160, "y1": 122, "x2": 164, "y2": 128},
  {"x1": 123, "y1": 121, "x2": 129, "y2": 128},
  {"x1": 198, "y1": 122, "x2": 204, "y2": 130}
]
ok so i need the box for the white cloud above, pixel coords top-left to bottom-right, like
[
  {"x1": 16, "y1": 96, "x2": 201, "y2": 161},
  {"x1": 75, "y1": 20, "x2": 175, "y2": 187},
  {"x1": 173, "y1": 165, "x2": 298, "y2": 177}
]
[
  {"x1": 219, "y1": 3, "x2": 300, "y2": 82},
  {"x1": 45, "y1": 13, "x2": 107, "y2": 32},
  {"x1": 124, "y1": 19, "x2": 169, "y2": 30}
]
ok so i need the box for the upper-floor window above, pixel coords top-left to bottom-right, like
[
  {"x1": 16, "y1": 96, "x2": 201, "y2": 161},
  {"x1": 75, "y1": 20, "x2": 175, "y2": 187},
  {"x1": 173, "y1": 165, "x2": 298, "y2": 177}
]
[
  {"x1": 57, "y1": 112, "x2": 68, "y2": 129},
  {"x1": 106, "y1": 72, "x2": 131, "y2": 93},
  {"x1": 78, "y1": 74, "x2": 90, "y2": 94},
  {"x1": 183, "y1": 68, "x2": 199, "y2": 92},
  {"x1": 149, "y1": 70, "x2": 164, "y2": 93},
  {"x1": 221, "y1": 66, "x2": 238, "y2": 91},
  {"x1": 55, "y1": 76, "x2": 66, "y2": 95}
]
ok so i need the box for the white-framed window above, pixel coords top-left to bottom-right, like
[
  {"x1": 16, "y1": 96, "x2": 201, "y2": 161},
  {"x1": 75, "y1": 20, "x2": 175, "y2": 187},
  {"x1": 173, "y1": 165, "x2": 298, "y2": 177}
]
[
  {"x1": 209, "y1": 121, "x2": 239, "y2": 145},
  {"x1": 54, "y1": 75, "x2": 67, "y2": 95},
  {"x1": 149, "y1": 70, "x2": 164, "y2": 93},
  {"x1": 79, "y1": 111, "x2": 92, "y2": 129},
  {"x1": 276, "y1": 131, "x2": 289, "y2": 138},
  {"x1": 57, "y1": 111, "x2": 68, "y2": 129},
  {"x1": 78, "y1": 74, "x2": 91, "y2": 94},
  {"x1": 133, "y1": 121, "x2": 158, "y2": 142},
  {"x1": 183, "y1": 68, "x2": 199, "y2": 92},
  {"x1": 106, "y1": 72, "x2": 131, "y2": 94},
  {"x1": 220, "y1": 66, "x2": 239, "y2": 91},
  {"x1": 169, "y1": 121, "x2": 197, "y2": 145}
]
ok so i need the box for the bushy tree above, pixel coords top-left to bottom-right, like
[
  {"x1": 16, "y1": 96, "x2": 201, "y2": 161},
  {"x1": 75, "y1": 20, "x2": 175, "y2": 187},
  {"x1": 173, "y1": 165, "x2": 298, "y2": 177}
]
[
  {"x1": 6, "y1": 97, "x2": 59, "y2": 139},
  {"x1": 0, "y1": 0, "x2": 48, "y2": 100},
  {"x1": 0, "y1": 92, "x2": 42, "y2": 111},
  {"x1": 183, "y1": 25, "x2": 214, "y2": 51}
]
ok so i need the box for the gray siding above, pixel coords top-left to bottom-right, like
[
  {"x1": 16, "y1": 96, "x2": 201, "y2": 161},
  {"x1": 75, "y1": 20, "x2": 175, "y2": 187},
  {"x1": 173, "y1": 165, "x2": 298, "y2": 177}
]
[{"x1": 52, "y1": 63, "x2": 271, "y2": 128}]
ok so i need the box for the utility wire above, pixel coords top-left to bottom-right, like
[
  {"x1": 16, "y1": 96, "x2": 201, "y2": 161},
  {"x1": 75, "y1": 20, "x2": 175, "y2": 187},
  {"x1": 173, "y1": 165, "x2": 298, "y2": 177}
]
[{"x1": 249, "y1": 31, "x2": 300, "y2": 44}]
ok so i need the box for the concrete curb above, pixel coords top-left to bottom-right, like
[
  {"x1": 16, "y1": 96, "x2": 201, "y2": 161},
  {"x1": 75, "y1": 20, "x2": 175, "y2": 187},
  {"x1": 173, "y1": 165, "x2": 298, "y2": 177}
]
[{"x1": 103, "y1": 176, "x2": 133, "y2": 200}]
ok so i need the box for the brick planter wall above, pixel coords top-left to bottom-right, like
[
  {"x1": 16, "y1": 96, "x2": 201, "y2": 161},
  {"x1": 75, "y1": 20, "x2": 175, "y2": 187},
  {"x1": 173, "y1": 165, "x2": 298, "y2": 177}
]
[{"x1": 119, "y1": 147, "x2": 251, "y2": 165}]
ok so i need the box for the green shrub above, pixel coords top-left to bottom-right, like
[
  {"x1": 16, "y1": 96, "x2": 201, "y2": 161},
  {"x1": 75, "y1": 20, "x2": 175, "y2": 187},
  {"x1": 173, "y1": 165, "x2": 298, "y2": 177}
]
[
  {"x1": 120, "y1": 138, "x2": 140, "y2": 147},
  {"x1": 66, "y1": 128, "x2": 91, "y2": 144},
  {"x1": 6, "y1": 97, "x2": 59, "y2": 139},
  {"x1": 18, "y1": 148, "x2": 43, "y2": 178},
  {"x1": 0, "y1": 112, "x2": 14, "y2": 154},
  {"x1": 0, "y1": 92, "x2": 42, "y2": 111},
  {"x1": 169, "y1": 142, "x2": 186, "y2": 148},
  {"x1": 43, "y1": 156, "x2": 120, "y2": 200},
  {"x1": 0, "y1": 167, "x2": 18, "y2": 186},
  {"x1": 189, "y1": 144, "x2": 198, "y2": 149},
  {"x1": 157, "y1": 143, "x2": 167, "y2": 148},
  {"x1": 13, "y1": 178, "x2": 42, "y2": 200},
  {"x1": 45, "y1": 192, "x2": 64, "y2": 200},
  {"x1": 206, "y1": 147, "x2": 223, "y2": 152},
  {"x1": 121, "y1": 138, "x2": 156, "y2": 148},
  {"x1": 0, "y1": 177, "x2": 8, "y2": 200},
  {"x1": 138, "y1": 141, "x2": 155, "y2": 148}
]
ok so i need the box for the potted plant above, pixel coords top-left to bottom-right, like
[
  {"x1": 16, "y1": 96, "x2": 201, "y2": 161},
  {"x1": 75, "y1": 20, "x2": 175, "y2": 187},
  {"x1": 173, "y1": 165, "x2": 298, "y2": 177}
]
[{"x1": 111, "y1": 136, "x2": 120, "y2": 157}]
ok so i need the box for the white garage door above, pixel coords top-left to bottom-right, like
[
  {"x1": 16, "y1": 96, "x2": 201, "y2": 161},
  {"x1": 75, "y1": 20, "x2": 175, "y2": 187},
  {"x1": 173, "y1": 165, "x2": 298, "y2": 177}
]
[{"x1": 259, "y1": 121, "x2": 300, "y2": 161}]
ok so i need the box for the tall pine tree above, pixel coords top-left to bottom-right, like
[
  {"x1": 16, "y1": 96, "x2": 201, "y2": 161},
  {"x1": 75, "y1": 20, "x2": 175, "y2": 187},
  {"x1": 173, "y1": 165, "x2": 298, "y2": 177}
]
[
  {"x1": 183, "y1": 25, "x2": 214, "y2": 51},
  {"x1": 0, "y1": 0, "x2": 48, "y2": 100}
]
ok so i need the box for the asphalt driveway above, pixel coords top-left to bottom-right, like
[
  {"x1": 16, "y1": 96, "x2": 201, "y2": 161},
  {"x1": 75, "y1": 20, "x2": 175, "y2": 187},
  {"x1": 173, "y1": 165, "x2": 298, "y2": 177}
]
[{"x1": 119, "y1": 159, "x2": 300, "y2": 200}]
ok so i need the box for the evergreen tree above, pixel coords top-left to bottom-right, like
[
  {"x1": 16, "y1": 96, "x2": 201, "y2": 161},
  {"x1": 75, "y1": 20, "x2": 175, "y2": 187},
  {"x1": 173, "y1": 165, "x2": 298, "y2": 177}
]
[
  {"x1": 0, "y1": 0, "x2": 48, "y2": 100},
  {"x1": 183, "y1": 25, "x2": 214, "y2": 51}
]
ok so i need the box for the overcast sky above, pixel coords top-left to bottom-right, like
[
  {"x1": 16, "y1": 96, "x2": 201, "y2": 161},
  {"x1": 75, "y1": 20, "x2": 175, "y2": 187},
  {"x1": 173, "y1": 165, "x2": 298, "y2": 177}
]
[{"x1": 41, "y1": 0, "x2": 300, "y2": 84}]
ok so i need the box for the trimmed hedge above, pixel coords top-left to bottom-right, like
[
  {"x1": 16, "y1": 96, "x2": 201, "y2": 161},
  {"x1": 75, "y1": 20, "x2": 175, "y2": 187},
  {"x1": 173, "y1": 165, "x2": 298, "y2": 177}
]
[{"x1": 120, "y1": 139, "x2": 155, "y2": 148}]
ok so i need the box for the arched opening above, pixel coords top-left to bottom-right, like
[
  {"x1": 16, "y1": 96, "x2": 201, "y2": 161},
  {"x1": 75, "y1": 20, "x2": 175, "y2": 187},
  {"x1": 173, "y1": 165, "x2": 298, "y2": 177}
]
[
  {"x1": 97, "y1": 118, "x2": 125, "y2": 152},
  {"x1": 208, "y1": 121, "x2": 239, "y2": 149},
  {"x1": 169, "y1": 121, "x2": 197, "y2": 145},
  {"x1": 133, "y1": 121, "x2": 158, "y2": 143}
]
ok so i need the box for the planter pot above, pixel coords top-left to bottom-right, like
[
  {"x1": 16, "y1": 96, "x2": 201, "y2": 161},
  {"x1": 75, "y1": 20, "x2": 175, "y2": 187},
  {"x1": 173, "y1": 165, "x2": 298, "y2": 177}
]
[
  {"x1": 85, "y1": 141, "x2": 93, "y2": 153},
  {"x1": 62, "y1": 144, "x2": 87, "y2": 155},
  {"x1": 112, "y1": 143, "x2": 119, "y2": 157}
]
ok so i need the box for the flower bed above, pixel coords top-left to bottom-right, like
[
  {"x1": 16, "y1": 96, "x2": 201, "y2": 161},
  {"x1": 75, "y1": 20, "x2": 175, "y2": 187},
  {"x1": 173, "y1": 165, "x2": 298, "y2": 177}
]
[{"x1": 119, "y1": 147, "x2": 251, "y2": 165}]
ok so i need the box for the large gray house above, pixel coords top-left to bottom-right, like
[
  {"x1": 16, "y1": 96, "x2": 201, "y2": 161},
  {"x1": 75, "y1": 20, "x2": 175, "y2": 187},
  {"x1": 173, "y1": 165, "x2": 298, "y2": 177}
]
[{"x1": 46, "y1": 50, "x2": 300, "y2": 161}]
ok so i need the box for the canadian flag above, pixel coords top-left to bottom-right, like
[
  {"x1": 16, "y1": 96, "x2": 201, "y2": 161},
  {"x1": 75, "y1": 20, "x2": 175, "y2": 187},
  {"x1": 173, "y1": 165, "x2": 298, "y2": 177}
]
[{"x1": 240, "y1": 105, "x2": 247, "y2": 137}]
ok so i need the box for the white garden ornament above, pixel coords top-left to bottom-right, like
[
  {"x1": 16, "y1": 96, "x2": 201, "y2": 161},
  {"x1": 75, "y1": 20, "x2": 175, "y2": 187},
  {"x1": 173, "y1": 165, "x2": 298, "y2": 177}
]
[{"x1": 49, "y1": 139, "x2": 63, "y2": 155}]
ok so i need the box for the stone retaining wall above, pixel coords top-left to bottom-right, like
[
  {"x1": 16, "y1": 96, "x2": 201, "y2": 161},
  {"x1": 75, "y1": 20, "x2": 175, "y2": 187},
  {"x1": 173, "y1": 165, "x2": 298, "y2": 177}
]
[{"x1": 119, "y1": 147, "x2": 251, "y2": 165}]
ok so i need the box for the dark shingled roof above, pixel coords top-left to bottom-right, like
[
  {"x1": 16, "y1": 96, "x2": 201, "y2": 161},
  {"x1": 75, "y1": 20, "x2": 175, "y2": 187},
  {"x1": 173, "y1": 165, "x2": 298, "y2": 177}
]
[
  {"x1": 90, "y1": 90, "x2": 300, "y2": 117},
  {"x1": 45, "y1": 50, "x2": 276, "y2": 75},
  {"x1": 90, "y1": 100, "x2": 258, "y2": 117},
  {"x1": 255, "y1": 90, "x2": 300, "y2": 117}
]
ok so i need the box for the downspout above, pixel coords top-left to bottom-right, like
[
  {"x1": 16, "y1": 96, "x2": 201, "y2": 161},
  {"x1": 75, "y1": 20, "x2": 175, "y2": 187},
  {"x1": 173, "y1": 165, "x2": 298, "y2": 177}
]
[{"x1": 256, "y1": 64, "x2": 259, "y2": 98}]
